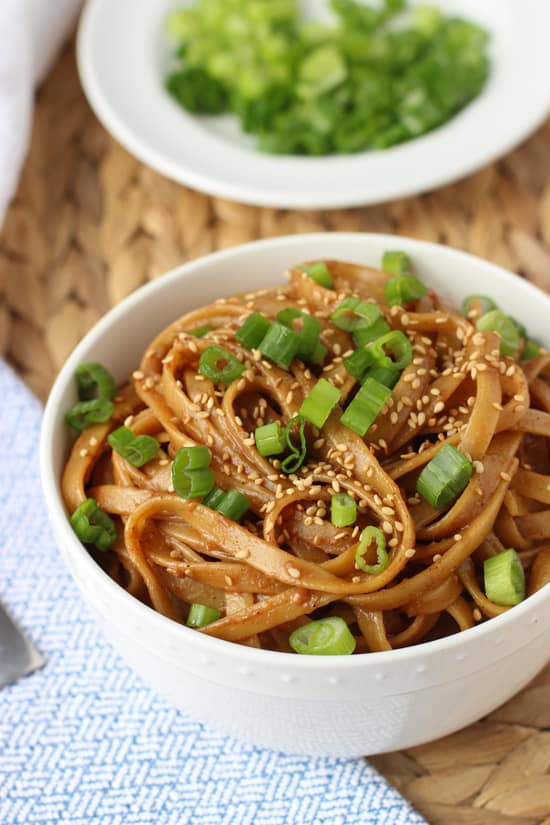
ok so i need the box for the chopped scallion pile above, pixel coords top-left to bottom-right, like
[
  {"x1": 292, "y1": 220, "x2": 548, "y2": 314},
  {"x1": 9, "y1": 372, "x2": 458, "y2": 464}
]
[{"x1": 165, "y1": 0, "x2": 490, "y2": 156}]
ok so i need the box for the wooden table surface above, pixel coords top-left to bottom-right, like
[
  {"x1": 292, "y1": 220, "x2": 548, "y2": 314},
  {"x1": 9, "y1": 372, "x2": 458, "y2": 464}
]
[{"x1": 2, "y1": 43, "x2": 549, "y2": 825}]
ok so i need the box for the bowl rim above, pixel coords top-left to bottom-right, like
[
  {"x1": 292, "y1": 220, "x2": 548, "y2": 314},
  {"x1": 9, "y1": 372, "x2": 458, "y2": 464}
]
[{"x1": 40, "y1": 232, "x2": 550, "y2": 670}]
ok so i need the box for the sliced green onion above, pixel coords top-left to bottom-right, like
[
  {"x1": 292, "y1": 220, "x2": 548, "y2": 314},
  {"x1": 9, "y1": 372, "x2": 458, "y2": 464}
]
[
  {"x1": 331, "y1": 493, "x2": 357, "y2": 527},
  {"x1": 187, "y1": 603, "x2": 221, "y2": 628},
  {"x1": 289, "y1": 616, "x2": 356, "y2": 655},
  {"x1": 508, "y1": 316, "x2": 526, "y2": 339},
  {"x1": 461, "y1": 294, "x2": 497, "y2": 318},
  {"x1": 384, "y1": 275, "x2": 427, "y2": 307},
  {"x1": 362, "y1": 364, "x2": 400, "y2": 388},
  {"x1": 277, "y1": 309, "x2": 321, "y2": 362},
  {"x1": 310, "y1": 340, "x2": 328, "y2": 364},
  {"x1": 340, "y1": 378, "x2": 391, "y2": 436},
  {"x1": 75, "y1": 362, "x2": 116, "y2": 401},
  {"x1": 353, "y1": 317, "x2": 390, "y2": 346},
  {"x1": 476, "y1": 310, "x2": 521, "y2": 357},
  {"x1": 522, "y1": 338, "x2": 541, "y2": 360},
  {"x1": 330, "y1": 297, "x2": 381, "y2": 333},
  {"x1": 484, "y1": 548, "x2": 525, "y2": 606},
  {"x1": 255, "y1": 421, "x2": 286, "y2": 456},
  {"x1": 299, "y1": 261, "x2": 333, "y2": 289},
  {"x1": 416, "y1": 443, "x2": 473, "y2": 508},
  {"x1": 382, "y1": 250, "x2": 411, "y2": 277},
  {"x1": 70, "y1": 498, "x2": 117, "y2": 552},
  {"x1": 355, "y1": 526, "x2": 388, "y2": 574},
  {"x1": 66, "y1": 398, "x2": 114, "y2": 431},
  {"x1": 191, "y1": 324, "x2": 211, "y2": 338},
  {"x1": 235, "y1": 312, "x2": 271, "y2": 349},
  {"x1": 299, "y1": 378, "x2": 342, "y2": 428},
  {"x1": 108, "y1": 426, "x2": 159, "y2": 468},
  {"x1": 202, "y1": 486, "x2": 226, "y2": 509},
  {"x1": 215, "y1": 488, "x2": 250, "y2": 521},
  {"x1": 369, "y1": 330, "x2": 413, "y2": 371},
  {"x1": 343, "y1": 347, "x2": 375, "y2": 380},
  {"x1": 199, "y1": 345, "x2": 245, "y2": 383},
  {"x1": 281, "y1": 415, "x2": 307, "y2": 474},
  {"x1": 294, "y1": 314, "x2": 321, "y2": 362},
  {"x1": 173, "y1": 445, "x2": 211, "y2": 471},
  {"x1": 258, "y1": 322, "x2": 300, "y2": 369},
  {"x1": 172, "y1": 466, "x2": 215, "y2": 499}
]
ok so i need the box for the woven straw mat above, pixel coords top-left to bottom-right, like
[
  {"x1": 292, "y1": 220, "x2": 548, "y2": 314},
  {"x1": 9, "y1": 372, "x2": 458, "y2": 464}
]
[{"x1": 1, "y1": 42, "x2": 550, "y2": 825}]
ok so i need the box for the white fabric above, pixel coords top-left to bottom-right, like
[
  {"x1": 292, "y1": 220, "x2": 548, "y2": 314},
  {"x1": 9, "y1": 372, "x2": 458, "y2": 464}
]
[{"x1": 0, "y1": 0, "x2": 81, "y2": 226}]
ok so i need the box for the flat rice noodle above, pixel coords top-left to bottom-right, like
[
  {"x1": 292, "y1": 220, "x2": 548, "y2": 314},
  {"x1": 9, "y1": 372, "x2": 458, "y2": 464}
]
[
  {"x1": 528, "y1": 547, "x2": 550, "y2": 594},
  {"x1": 354, "y1": 609, "x2": 392, "y2": 651}
]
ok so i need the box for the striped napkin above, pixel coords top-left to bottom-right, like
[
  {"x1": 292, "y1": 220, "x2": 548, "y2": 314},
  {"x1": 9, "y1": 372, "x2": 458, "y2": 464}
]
[{"x1": 0, "y1": 361, "x2": 426, "y2": 825}]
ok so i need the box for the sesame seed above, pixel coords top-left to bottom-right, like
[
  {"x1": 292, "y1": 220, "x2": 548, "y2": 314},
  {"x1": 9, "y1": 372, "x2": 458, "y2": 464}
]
[
  {"x1": 224, "y1": 576, "x2": 233, "y2": 587},
  {"x1": 454, "y1": 533, "x2": 462, "y2": 542},
  {"x1": 352, "y1": 576, "x2": 361, "y2": 583},
  {"x1": 473, "y1": 608, "x2": 482, "y2": 622},
  {"x1": 133, "y1": 370, "x2": 144, "y2": 380},
  {"x1": 405, "y1": 548, "x2": 416, "y2": 559},
  {"x1": 432, "y1": 553, "x2": 442, "y2": 562},
  {"x1": 79, "y1": 448, "x2": 89, "y2": 458},
  {"x1": 287, "y1": 566, "x2": 301, "y2": 579},
  {"x1": 235, "y1": 549, "x2": 249, "y2": 559},
  {"x1": 500, "y1": 471, "x2": 512, "y2": 482}
]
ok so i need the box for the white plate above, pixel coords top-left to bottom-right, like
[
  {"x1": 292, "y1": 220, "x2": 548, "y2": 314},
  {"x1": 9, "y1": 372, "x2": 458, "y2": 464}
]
[{"x1": 77, "y1": 0, "x2": 550, "y2": 209}]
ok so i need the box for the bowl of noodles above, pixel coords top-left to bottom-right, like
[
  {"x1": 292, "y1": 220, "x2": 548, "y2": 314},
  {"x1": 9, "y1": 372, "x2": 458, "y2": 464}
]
[{"x1": 40, "y1": 233, "x2": 550, "y2": 757}]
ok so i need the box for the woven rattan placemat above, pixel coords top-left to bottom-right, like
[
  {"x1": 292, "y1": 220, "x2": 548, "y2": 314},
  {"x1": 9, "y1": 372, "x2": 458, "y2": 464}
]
[{"x1": 2, "y1": 43, "x2": 549, "y2": 825}]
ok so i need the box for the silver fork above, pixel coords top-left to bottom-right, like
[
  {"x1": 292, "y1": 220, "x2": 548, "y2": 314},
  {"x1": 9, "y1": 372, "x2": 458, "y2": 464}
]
[{"x1": 0, "y1": 600, "x2": 44, "y2": 688}]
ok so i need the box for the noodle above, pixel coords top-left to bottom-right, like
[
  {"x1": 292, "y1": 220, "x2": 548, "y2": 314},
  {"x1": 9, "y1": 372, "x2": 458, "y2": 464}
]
[{"x1": 62, "y1": 258, "x2": 550, "y2": 654}]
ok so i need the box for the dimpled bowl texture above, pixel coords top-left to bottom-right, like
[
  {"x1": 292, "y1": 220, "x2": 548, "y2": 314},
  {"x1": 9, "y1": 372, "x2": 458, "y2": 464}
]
[{"x1": 40, "y1": 234, "x2": 550, "y2": 757}]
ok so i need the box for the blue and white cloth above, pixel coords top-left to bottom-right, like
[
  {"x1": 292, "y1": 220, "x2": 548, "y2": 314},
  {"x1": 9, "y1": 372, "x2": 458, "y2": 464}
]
[{"x1": 0, "y1": 362, "x2": 426, "y2": 825}]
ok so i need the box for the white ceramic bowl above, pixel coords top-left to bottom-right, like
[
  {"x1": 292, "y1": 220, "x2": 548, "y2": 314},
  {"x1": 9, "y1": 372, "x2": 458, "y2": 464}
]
[{"x1": 40, "y1": 234, "x2": 550, "y2": 757}]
